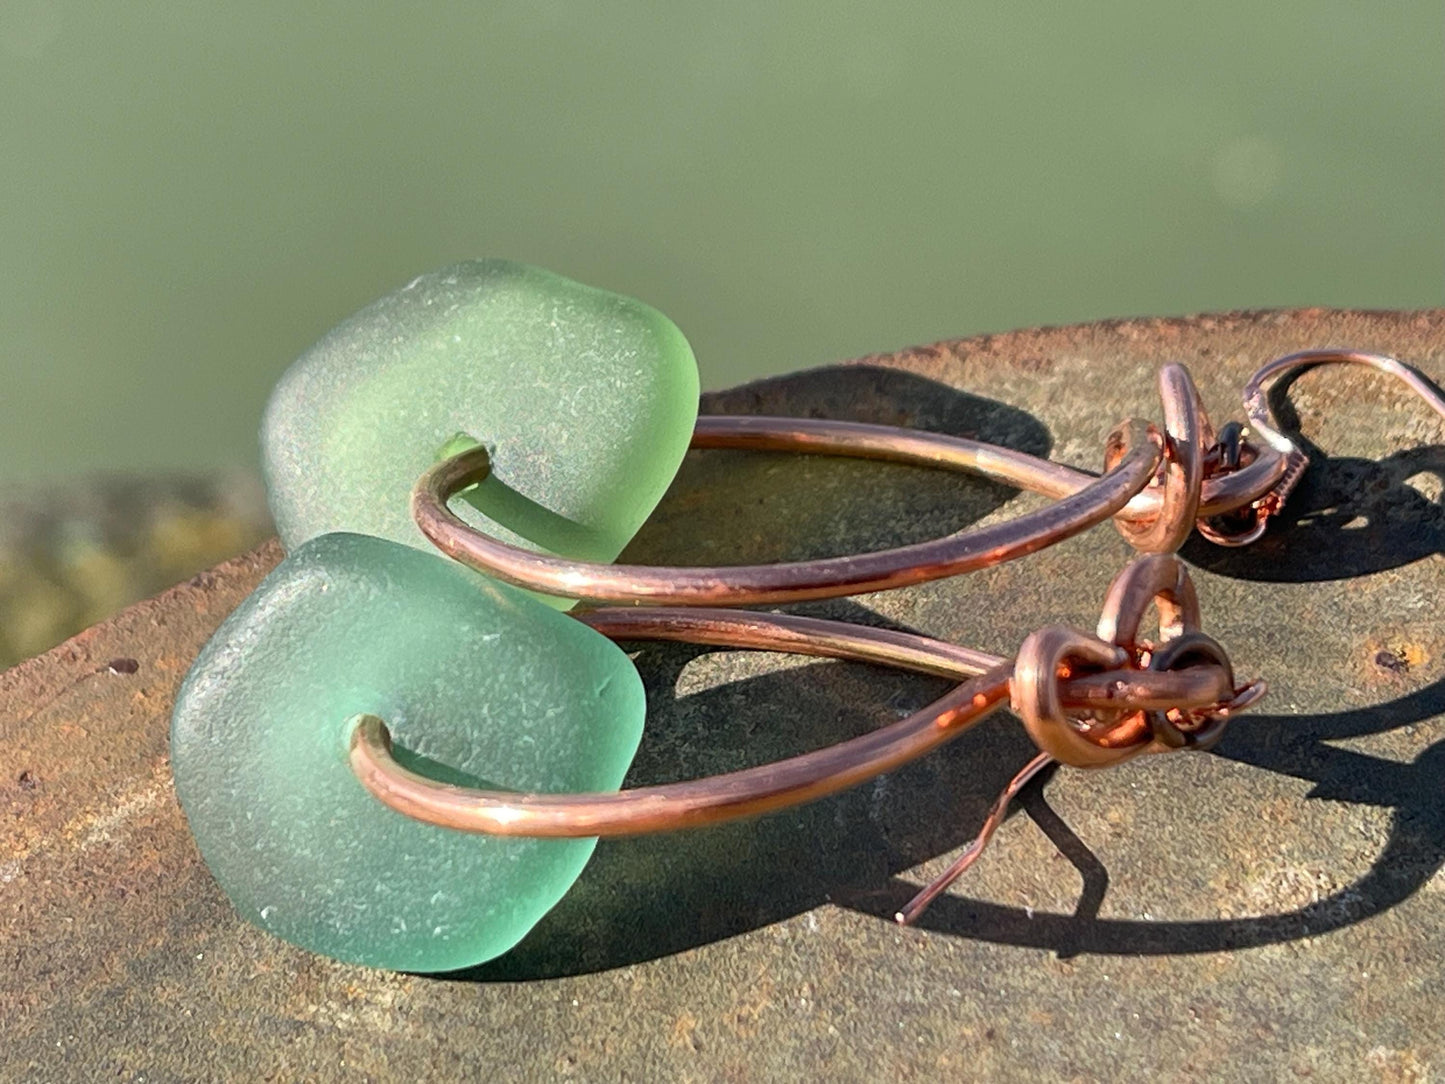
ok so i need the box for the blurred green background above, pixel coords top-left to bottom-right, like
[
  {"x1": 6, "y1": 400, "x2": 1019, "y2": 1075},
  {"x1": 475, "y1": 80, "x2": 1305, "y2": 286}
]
[
  {"x1": 2, "y1": 2, "x2": 1440, "y2": 485},
  {"x1": 0, "y1": 2, "x2": 1440, "y2": 662}
]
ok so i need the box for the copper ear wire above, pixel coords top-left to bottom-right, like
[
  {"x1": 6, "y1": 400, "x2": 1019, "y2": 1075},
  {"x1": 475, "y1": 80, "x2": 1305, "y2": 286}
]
[
  {"x1": 345, "y1": 349, "x2": 1441, "y2": 926},
  {"x1": 349, "y1": 555, "x2": 1251, "y2": 838},
  {"x1": 1203, "y1": 348, "x2": 1445, "y2": 544},
  {"x1": 891, "y1": 751, "x2": 1055, "y2": 926},
  {"x1": 413, "y1": 416, "x2": 1166, "y2": 606},
  {"x1": 414, "y1": 352, "x2": 1385, "y2": 602}
]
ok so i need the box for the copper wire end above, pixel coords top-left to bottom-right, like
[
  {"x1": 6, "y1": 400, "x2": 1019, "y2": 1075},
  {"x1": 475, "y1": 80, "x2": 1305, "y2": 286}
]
[{"x1": 895, "y1": 751, "x2": 1054, "y2": 925}]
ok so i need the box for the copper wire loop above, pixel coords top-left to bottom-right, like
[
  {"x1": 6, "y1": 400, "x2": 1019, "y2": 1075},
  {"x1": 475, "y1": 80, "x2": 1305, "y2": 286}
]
[
  {"x1": 412, "y1": 349, "x2": 1444, "y2": 601},
  {"x1": 1011, "y1": 626, "x2": 1136, "y2": 769},
  {"x1": 413, "y1": 416, "x2": 1165, "y2": 605},
  {"x1": 1109, "y1": 363, "x2": 1205, "y2": 554},
  {"x1": 1095, "y1": 551, "x2": 1201, "y2": 655},
  {"x1": 349, "y1": 554, "x2": 1252, "y2": 835},
  {"x1": 337, "y1": 350, "x2": 1445, "y2": 915},
  {"x1": 1143, "y1": 632, "x2": 1240, "y2": 752},
  {"x1": 347, "y1": 669, "x2": 1015, "y2": 838},
  {"x1": 1010, "y1": 553, "x2": 1246, "y2": 768}
]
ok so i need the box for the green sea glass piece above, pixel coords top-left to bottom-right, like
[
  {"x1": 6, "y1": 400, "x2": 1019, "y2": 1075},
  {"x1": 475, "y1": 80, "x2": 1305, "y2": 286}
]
[
  {"x1": 170, "y1": 532, "x2": 646, "y2": 972},
  {"x1": 261, "y1": 259, "x2": 699, "y2": 599}
]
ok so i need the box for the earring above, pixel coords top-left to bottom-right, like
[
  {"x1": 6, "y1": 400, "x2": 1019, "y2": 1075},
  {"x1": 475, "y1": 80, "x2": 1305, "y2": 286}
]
[{"x1": 171, "y1": 260, "x2": 1445, "y2": 972}]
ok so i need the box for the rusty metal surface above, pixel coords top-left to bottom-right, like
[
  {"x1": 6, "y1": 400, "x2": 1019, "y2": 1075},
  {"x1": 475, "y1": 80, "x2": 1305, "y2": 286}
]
[{"x1": 4, "y1": 308, "x2": 1443, "y2": 1083}]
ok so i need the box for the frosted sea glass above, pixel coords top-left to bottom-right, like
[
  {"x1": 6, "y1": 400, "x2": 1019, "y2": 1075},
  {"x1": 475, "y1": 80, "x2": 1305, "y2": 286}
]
[
  {"x1": 170, "y1": 532, "x2": 646, "y2": 972},
  {"x1": 261, "y1": 260, "x2": 699, "y2": 598}
]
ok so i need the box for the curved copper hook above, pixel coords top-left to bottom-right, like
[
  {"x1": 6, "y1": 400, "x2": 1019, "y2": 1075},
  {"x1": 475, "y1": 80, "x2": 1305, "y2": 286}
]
[
  {"x1": 1205, "y1": 349, "x2": 1445, "y2": 545},
  {"x1": 1242, "y1": 348, "x2": 1445, "y2": 450}
]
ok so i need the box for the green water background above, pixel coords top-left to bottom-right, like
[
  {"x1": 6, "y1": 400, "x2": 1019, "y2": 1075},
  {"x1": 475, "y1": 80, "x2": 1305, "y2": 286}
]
[{"x1": 2, "y1": 2, "x2": 1441, "y2": 485}]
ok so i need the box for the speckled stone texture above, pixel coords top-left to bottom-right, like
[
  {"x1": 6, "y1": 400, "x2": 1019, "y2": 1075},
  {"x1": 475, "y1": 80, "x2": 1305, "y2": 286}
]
[{"x1": 4, "y1": 309, "x2": 1443, "y2": 1082}]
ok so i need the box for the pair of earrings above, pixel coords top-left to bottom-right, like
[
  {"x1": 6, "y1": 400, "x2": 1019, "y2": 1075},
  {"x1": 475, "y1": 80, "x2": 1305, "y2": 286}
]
[
  {"x1": 172, "y1": 261, "x2": 700, "y2": 972},
  {"x1": 170, "y1": 259, "x2": 1445, "y2": 974}
]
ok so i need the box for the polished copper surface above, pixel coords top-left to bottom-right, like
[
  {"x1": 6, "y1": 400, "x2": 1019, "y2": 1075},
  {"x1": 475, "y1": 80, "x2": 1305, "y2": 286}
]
[
  {"x1": 893, "y1": 751, "x2": 1054, "y2": 926},
  {"x1": 415, "y1": 346, "x2": 1420, "y2": 606},
  {"x1": 413, "y1": 416, "x2": 1165, "y2": 605},
  {"x1": 345, "y1": 349, "x2": 1443, "y2": 921},
  {"x1": 1110, "y1": 363, "x2": 1205, "y2": 554},
  {"x1": 349, "y1": 556, "x2": 1252, "y2": 837},
  {"x1": 349, "y1": 670, "x2": 1014, "y2": 839}
]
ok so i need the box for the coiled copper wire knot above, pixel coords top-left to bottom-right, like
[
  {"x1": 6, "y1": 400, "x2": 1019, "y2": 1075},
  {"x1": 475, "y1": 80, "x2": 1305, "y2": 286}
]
[
  {"x1": 1108, "y1": 360, "x2": 1311, "y2": 551},
  {"x1": 1011, "y1": 553, "x2": 1266, "y2": 768},
  {"x1": 1108, "y1": 364, "x2": 1206, "y2": 555}
]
